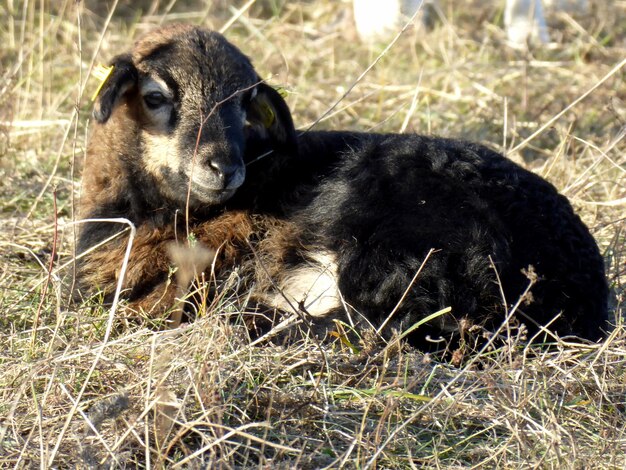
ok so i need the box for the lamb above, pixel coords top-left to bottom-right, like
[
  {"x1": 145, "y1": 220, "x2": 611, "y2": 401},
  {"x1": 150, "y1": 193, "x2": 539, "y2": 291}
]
[{"x1": 77, "y1": 24, "x2": 608, "y2": 350}]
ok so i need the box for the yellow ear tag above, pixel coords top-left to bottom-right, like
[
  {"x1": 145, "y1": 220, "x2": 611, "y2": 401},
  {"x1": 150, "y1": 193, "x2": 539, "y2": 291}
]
[
  {"x1": 274, "y1": 86, "x2": 289, "y2": 98},
  {"x1": 91, "y1": 64, "x2": 114, "y2": 102},
  {"x1": 259, "y1": 101, "x2": 275, "y2": 129}
]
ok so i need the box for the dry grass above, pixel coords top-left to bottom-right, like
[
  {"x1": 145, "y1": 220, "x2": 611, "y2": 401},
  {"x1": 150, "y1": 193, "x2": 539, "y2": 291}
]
[{"x1": 1, "y1": 0, "x2": 625, "y2": 468}]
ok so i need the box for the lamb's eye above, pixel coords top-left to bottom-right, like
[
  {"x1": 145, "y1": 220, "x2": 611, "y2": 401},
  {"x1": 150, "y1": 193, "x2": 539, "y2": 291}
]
[{"x1": 143, "y1": 91, "x2": 168, "y2": 109}]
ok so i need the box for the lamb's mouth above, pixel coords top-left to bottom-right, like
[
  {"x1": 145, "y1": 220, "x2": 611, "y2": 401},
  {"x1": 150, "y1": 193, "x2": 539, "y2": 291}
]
[{"x1": 189, "y1": 185, "x2": 238, "y2": 205}]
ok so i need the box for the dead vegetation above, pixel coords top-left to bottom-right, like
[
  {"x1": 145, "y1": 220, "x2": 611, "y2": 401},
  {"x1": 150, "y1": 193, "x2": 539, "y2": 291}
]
[{"x1": 1, "y1": 0, "x2": 624, "y2": 467}]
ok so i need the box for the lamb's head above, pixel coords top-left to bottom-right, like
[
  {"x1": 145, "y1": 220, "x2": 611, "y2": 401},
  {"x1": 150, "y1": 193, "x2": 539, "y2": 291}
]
[{"x1": 92, "y1": 24, "x2": 296, "y2": 209}]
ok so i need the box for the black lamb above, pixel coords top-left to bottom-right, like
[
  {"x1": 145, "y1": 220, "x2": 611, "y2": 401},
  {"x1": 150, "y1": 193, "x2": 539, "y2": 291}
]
[{"x1": 77, "y1": 24, "x2": 609, "y2": 350}]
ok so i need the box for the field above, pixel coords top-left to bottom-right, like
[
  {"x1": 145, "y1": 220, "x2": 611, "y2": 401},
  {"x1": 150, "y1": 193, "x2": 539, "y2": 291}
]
[{"x1": 1, "y1": 0, "x2": 625, "y2": 467}]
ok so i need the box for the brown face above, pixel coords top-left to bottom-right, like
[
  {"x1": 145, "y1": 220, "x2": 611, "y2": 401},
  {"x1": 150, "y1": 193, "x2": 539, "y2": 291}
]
[
  {"x1": 133, "y1": 26, "x2": 260, "y2": 208},
  {"x1": 92, "y1": 24, "x2": 297, "y2": 210}
]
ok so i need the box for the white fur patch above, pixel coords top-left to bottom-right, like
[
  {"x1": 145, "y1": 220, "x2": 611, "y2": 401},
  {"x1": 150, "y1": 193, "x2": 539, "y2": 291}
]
[
  {"x1": 266, "y1": 251, "x2": 341, "y2": 317},
  {"x1": 142, "y1": 132, "x2": 180, "y2": 177},
  {"x1": 139, "y1": 76, "x2": 180, "y2": 180}
]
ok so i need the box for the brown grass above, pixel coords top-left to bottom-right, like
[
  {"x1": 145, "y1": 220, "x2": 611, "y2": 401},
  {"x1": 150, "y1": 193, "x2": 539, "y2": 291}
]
[{"x1": 1, "y1": 0, "x2": 625, "y2": 468}]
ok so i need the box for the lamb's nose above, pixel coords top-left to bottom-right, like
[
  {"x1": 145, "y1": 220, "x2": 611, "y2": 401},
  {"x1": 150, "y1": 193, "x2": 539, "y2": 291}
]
[
  {"x1": 209, "y1": 160, "x2": 244, "y2": 189},
  {"x1": 209, "y1": 162, "x2": 234, "y2": 185}
]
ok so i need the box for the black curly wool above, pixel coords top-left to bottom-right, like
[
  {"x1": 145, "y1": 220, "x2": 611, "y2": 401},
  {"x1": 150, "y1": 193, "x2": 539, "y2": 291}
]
[{"x1": 238, "y1": 130, "x2": 609, "y2": 348}]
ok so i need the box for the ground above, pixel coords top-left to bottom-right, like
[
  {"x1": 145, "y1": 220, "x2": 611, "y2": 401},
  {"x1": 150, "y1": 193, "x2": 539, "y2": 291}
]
[{"x1": 0, "y1": 0, "x2": 625, "y2": 468}]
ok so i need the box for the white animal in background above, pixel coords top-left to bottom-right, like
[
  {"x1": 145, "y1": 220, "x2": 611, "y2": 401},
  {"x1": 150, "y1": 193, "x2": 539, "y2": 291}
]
[
  {"x1": 352, "y1": 0, "x2": 426, "y2": 41},
  {"x1": 353, "y1": 0, "x2": 590, "y2": 46},
  {"x1": 505, "y1": 0, "x2": 550, "y2": 44}
]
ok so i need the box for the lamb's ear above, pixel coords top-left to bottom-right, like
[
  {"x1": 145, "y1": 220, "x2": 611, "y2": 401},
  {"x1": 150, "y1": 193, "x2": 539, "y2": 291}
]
[
  {"x1": 246, "y1": 82, "x2": 297, "y2": 151},
  {"x1": 92, "y1": 54, "x2": 138, "y2": 124}
]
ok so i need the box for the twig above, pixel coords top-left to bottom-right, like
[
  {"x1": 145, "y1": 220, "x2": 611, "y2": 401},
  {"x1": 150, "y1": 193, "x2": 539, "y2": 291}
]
[
  {"x1": 31, "y1": 187, "x2": 58, "y2": 348},
  {"x1": 185, "y1": 81, "x2": 262, "y2": 237},
  {"x1": 219, "y1": 0, "x2": 257, "y2": 34},
  {"x1": 26, "y1": 0, "x2": 121, "y2": 220},
  {"x1": 47, "y1": 217, "x2": 136, "y2": 468},
  {"x1": 508, "y1": 57, "x2": 626, "y2": 155},
  {"x1": 376, "y1": 248, "x2": 436, "y2": 335},
  {"x1": 304, "y1": 0, "x2": 426, "y2": 133}
]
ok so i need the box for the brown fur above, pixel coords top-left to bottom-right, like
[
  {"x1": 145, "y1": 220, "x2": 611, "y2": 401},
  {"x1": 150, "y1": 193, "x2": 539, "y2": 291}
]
[
  {"x1": 78, "y1": 105, "x2": 136, "y2": 221},
  {"x1": 78, "y1": 208, "x2": 289, "y2": 317}
]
